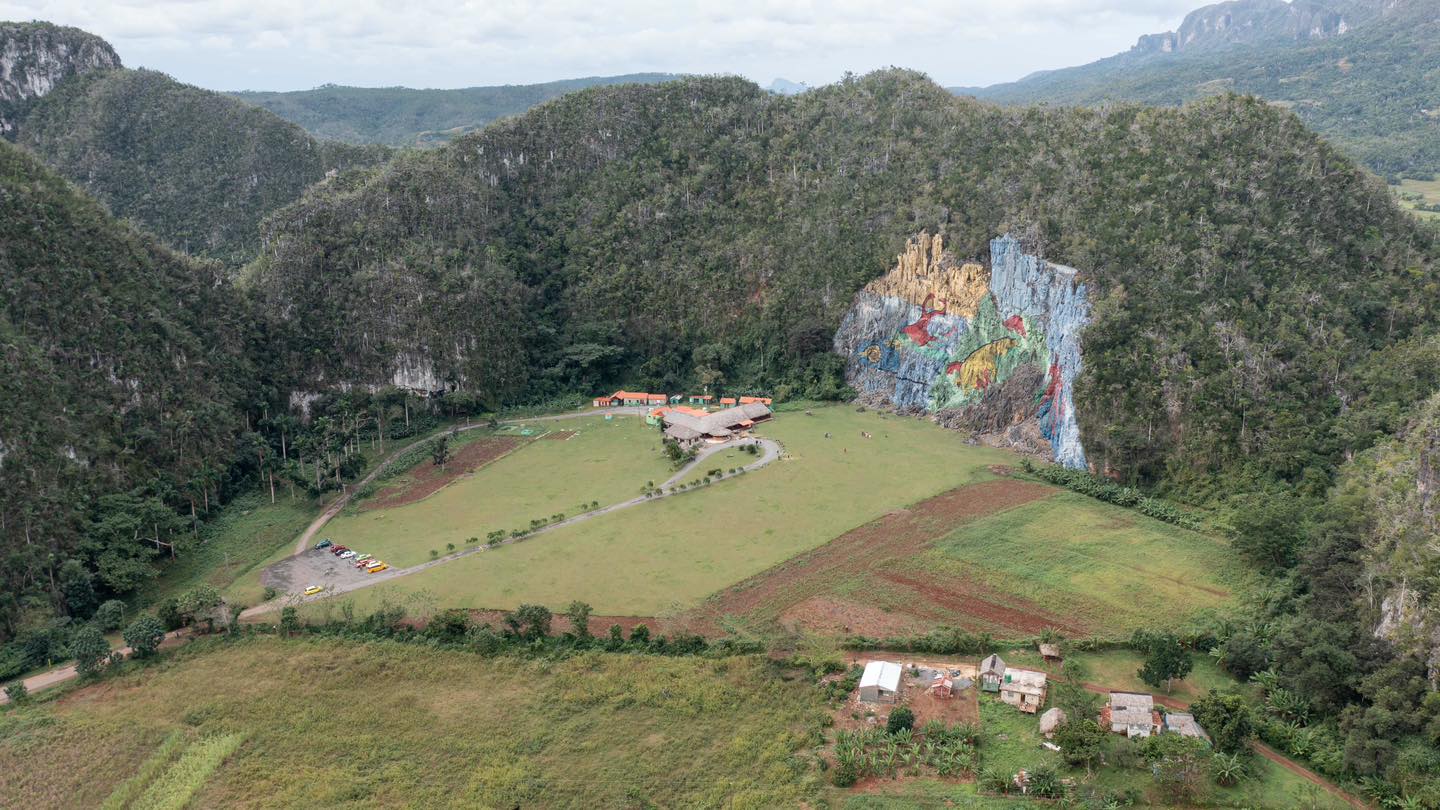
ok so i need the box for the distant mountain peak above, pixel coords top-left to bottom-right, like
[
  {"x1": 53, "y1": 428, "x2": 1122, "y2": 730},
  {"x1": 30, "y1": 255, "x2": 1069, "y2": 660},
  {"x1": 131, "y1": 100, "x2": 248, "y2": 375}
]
[
  {"x1": 766, "y1": 78, "x2": 810, "y2": 95},
  {"x1": 0, "y1": 21, "x2": 120, "y2": 133}
]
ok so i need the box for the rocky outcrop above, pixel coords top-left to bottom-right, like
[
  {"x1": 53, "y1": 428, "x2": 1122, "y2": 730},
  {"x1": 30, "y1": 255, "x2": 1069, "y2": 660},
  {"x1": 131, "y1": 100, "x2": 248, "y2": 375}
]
[
  {"x1": 1130, "y1": 0, "x2": 1378, "y2": 56},
  {"x1": 0, "y1": 22, "x2": 119, "y2": 134},
  {"x1": 1359, "y1": 392, "x2": 1440, "y2": 678},
  {"x1": 834, "y1": 233, "x2": 1090, "y2": 468}
]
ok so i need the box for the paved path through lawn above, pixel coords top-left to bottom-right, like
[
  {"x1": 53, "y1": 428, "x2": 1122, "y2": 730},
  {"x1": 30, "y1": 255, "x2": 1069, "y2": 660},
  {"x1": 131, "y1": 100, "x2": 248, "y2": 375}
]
[{"x1": 242, "y1": 435, "x2": 782, "y2": 618}]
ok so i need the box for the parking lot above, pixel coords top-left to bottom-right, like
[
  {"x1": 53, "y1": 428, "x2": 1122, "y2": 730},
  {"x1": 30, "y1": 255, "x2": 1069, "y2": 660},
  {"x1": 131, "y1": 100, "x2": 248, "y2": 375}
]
[{"x1": 260, "y1": 545, "x2": 381, "y2": 596}]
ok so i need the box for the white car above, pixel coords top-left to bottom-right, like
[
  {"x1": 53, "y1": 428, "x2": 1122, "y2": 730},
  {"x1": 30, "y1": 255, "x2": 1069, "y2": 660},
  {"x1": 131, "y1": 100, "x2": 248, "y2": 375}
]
[
  {"x1": 339, "y1": 550, "x2": 356, "y2": 559},
  {"x1": 365, "y1": 560, "x2": 385, "y2": 570}
]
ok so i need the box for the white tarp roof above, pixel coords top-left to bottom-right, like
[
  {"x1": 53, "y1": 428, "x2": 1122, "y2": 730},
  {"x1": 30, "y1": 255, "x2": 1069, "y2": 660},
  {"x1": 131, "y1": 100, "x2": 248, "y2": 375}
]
[{"x1": 860, "y1": 660, "x2": 902, "y2": 693}]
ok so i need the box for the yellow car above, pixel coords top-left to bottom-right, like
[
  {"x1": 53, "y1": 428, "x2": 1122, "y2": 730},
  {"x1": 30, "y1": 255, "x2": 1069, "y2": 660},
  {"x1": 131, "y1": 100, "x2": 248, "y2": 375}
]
[
  {"x1": 367, "y1": 563, "x2": 389, "y2": 574},
  {"x1": 303, "y1": 585, "x2": 323, "y2": 596}
]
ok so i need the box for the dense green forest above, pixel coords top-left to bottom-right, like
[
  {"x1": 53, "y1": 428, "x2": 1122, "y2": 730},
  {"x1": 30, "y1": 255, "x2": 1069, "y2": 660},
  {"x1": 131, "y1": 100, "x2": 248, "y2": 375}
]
[
  {"x1": 249, "y1": 70, "x2": 1439, "y2": 497},
  {"x1": 963, "y1": 0, "x2": 1440, "y2": 179},
  {"x1": 13, "y1": 68, "x2": 391, "y2": 266},
  {"x1": 0, "y1": 140, "x2": 252, "y2": 637},
  {"x1": 228, "y1": 74, "x2": 681, "y2": 147}
]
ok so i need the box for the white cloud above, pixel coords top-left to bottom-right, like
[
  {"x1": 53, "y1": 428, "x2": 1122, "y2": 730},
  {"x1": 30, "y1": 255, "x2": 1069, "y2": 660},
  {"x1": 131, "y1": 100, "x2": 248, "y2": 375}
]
[{"x1": 0, "y1": 0, "x2": 1201, "y2": 90}]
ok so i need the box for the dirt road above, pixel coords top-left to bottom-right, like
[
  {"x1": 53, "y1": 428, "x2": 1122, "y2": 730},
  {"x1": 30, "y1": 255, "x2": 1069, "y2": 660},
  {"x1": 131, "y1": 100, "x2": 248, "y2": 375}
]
[{"x1": 0, "y1": 628, "x2": 189, "y2": 705}]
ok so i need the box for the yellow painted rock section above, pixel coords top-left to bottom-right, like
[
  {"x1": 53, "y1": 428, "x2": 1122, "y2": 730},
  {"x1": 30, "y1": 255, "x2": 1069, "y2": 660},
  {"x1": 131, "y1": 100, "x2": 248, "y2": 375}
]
[{"x1": 862, "y1": 231, "x2": 989, "y2": 317}]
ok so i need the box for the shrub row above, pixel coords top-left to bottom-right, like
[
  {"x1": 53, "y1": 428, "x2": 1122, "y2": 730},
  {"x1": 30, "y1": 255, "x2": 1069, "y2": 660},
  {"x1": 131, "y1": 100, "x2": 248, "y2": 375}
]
[{"x1": 1020, "y1": 460, "x2": 1203, "y2": 530}]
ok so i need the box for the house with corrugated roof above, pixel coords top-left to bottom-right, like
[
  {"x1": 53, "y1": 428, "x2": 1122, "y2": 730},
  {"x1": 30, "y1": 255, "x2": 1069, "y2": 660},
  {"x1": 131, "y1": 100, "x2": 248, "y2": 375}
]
[
  {"x1": 979, "y1": 654, "x2": 1006, "y2": 692},
  {"x1": 999, "y1": 668, "x2": 1048, "y2": 713},
  {"x1": 859, "y1": 660, "x2": 902, "y2": 703},
  {"x1": 1163, "y1": 712, "x2": 1210, "y2": 743},
  {"x1": 1103, "y1": 692, "x2": 1159, "y2": 738}
]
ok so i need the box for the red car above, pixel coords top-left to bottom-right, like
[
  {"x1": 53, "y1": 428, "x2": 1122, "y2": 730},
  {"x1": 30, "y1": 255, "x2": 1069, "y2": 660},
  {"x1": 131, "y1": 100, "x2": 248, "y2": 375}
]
[{"x1": 330, "y1": 545, "x2": 349, "y2": 555}]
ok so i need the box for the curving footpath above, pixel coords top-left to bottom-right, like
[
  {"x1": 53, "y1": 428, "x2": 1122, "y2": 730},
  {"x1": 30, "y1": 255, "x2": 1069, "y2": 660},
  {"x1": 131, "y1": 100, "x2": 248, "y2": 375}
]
[{"x1": 241, "y1": 434, "x2": 783, "y2": 618}]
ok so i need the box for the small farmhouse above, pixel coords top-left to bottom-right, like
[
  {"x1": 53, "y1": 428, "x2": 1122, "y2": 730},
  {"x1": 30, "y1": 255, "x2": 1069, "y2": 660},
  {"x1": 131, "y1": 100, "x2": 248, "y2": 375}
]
[
  {"x1": 1163, "y1": 712, "x2": 1211, "y2": 743},
  {"x1": 979, "y1": 653, "x2": 1006, "y2": 692},
  {"x1": 859, "y1": 660, "x2": 902, "y2": 704},
  {"x1": 999, "y1": 668, "x2": 1048, "y2": 713},
  {"x1": 592, "y1": 390, "x2": 669, "y2": 407},
  {"x1": 687, "y1": 394, "x2": 714, "y2": 406},
  {"x1": 1104, "y1": 692, "x2": 1159, "y2": 738},
  {"x1": 1038, "y1": 642, "x2": 1062, "y2": 663},
  {"x1": 661, "y1": 403, "x2": 772, "y2": 447}
]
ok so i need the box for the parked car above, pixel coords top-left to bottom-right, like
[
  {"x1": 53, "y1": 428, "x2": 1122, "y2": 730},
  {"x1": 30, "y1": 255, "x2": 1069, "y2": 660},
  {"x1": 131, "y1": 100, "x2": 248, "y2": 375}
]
[
  {"x1": 314, "y1": 539, "x2": 332, "y2": 550},
  {"x1": 339, "y1": 551, "x2": 356, "y2": 559},
  {"x1": 368, "y1": 564, "x2": 389, "y2": 574},
  {"x1": 330, "y1": 545, "x2": 349, "y2": 555},
  {"x1": 354, "y1": 553, "x2": 371, "y2": 563},
  {"x1": 304, "y1": 585, "x2": 323, "y2": 596},
  {"x1": 365, "y1": 560, "x2": 385, "y2": 570},
  {"x1": 355, "y1": 558, "x2": 373, "y2": 568}
]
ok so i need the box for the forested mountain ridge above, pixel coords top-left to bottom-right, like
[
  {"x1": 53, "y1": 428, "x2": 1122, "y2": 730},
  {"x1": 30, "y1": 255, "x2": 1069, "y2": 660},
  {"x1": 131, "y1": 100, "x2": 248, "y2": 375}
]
[
  {"x1": 0, "y1": 21, "x2": 118, "y2": 135},
  {"x1": 0, "y1": 140, "x2": 254, "y2": 632},
  {"x1": 960, "y1": 0, "x2": 1440, "y2": 178},
  {"x1": 249, "y1": 69, "x2": 1439, "y2": 498},
  {"x1": 12, "y1": 67, "x2": 392, "y2": 266},
  {"x1": 228, "y1": 74, "x2": 683, "y2": 148}
]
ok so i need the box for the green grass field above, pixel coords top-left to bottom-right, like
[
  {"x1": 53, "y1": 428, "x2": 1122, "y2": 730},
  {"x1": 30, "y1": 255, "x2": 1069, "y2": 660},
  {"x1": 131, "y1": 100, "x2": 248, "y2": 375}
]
[
  {"x1": 318, "y1": 416, "x2": 673, "y2": 568},
  {"x1": 1395, "y1": 178, "x2": 1440, "y2": 220},
  {"x1": 0, "y1": 638, "x2": 828, "y2": 809},
  {"x1": 906, "y1": 493, "x2": 1236, "y2": 635},
  {"x1": 1002, "y1": 647, "x2": 1254, "y2": 704},
  {"x1": 319, "y1": 406, "x2": 1017, "y2": 617}
]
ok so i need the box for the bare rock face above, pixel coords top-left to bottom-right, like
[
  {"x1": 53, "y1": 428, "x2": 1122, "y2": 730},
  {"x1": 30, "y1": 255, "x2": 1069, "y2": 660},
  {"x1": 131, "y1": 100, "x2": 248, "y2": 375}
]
[
  {"x1": 833, "y1": 233, "x2": 1090, "y2": 468},
  {"x1": 0, "y1": 22, "x2": 120, "y2": 134},
  {"x1": 1363, "y1": 393, "x2": 1440, "y2": 679},
  {"x1": 1130, "y1": 0, "x2": 1379, "y2": 56}
]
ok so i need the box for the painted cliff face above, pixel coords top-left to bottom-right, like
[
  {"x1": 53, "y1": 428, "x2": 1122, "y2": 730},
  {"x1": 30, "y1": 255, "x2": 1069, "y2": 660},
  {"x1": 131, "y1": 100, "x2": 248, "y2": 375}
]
[{"x1": 833, "y1": 233, "x2": 1090, "y2": 469}]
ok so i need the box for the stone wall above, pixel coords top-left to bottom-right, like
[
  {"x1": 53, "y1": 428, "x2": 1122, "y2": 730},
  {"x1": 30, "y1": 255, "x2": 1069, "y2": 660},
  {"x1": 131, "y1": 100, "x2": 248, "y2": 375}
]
[{"x1": 833, "y1": 232, "x2": 1090, "y2": 468}]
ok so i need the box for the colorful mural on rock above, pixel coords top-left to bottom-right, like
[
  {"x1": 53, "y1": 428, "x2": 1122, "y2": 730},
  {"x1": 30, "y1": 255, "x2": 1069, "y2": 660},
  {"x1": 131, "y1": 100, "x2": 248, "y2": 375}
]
[{"x1": 833, "y1": 233, "x2": 1090, "y2": 468}]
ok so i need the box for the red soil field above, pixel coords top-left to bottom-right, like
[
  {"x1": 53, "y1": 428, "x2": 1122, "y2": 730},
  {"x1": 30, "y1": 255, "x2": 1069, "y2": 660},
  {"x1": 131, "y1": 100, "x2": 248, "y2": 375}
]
[{"x1": 683, "y1": 479, "x2": 1072, "y2": 638}]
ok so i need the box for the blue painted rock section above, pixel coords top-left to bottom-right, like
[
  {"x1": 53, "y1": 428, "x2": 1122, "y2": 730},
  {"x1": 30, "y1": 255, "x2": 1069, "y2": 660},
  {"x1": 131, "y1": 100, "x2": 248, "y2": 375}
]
[{"x1": 833, "y1": 233, "x2": 1090, "y2": 468}]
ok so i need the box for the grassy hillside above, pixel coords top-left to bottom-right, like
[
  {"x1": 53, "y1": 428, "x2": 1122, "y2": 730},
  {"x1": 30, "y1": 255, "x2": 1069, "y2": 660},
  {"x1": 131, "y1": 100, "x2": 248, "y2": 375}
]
[
  {"x1": 229, "y1": 74, "x2": 681, "y2": 147},
  {"x1": 0, "y1": 638, "x2": 827, "y2": 808},
  {"x1": 964, "y1": 0, "x2": 1440, "y2": 178},
  {"x1": 15, "y1": 68, "x2": 391, "y2": 265}
]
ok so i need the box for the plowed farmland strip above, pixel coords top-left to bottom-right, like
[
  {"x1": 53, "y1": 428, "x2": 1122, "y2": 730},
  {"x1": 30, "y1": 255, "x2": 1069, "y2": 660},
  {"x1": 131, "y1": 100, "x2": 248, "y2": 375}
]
[{"x1": 690, "y1": 479, "x2": 1054, "y2": 633}]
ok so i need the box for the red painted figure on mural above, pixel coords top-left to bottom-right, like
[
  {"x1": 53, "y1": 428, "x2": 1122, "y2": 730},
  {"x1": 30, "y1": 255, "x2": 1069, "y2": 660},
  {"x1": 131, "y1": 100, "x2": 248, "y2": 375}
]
[{"x1": 901, "y1": 293, "x2": 947, "y2": 347}]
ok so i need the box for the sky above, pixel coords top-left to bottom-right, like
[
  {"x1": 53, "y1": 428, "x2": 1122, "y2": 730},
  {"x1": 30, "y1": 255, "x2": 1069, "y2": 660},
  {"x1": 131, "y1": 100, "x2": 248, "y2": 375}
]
[{"x1": 2, "y1": 0, "x2": 1204, "y2": 92}]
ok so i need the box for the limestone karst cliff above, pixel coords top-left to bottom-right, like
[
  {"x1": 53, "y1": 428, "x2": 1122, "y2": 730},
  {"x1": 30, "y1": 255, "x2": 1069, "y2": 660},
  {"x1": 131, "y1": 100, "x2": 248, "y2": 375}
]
[
  {"x1": 834, "y1": 233, "x2": 1089, "y2": 469},
  {"x1": 0, "y1": 21, "x2": 119, "y2": 134}
]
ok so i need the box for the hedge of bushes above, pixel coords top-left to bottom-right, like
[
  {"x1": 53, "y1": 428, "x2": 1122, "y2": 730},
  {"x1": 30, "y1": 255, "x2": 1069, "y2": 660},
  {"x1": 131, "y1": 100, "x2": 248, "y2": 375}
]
[{"x1": 1020, "y1": 460, "x2": 1203, "y2": 530}]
